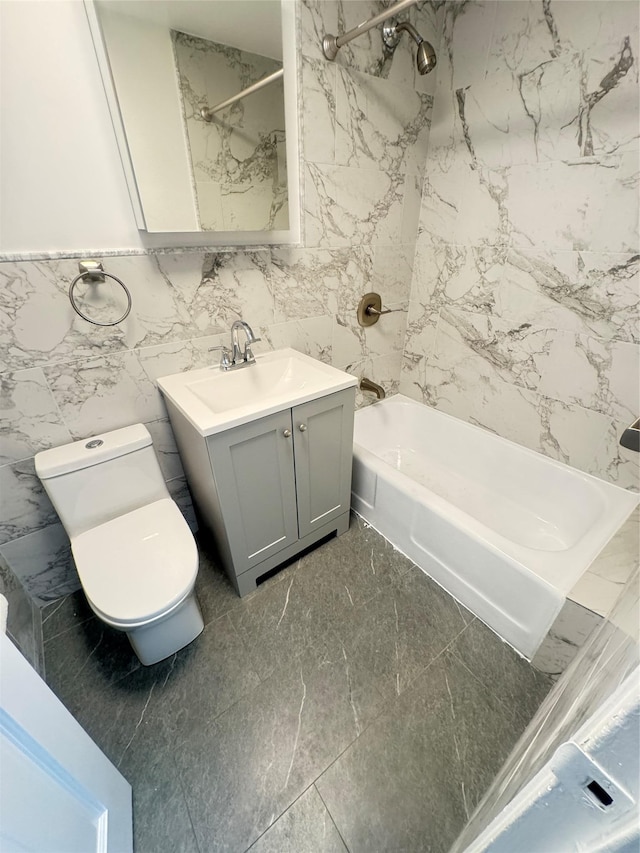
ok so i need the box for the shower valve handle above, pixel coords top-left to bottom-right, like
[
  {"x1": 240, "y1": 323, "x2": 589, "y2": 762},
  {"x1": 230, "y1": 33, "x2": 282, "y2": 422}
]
[
  {"x1": 366, "y1": 305, "x2": 394, "y2": 317},
  {"x1": 357, "y1": 292, "x2": 399, "y2": 327}
]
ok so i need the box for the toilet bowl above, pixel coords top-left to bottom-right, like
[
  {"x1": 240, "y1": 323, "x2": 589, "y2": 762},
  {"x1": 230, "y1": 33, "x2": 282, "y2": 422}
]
[{"x1": 35, "y1": 424, "x2": 204, "y2": 665}]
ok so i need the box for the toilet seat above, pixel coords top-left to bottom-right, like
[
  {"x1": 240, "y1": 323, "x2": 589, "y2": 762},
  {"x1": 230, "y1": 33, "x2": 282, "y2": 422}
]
[{"x1": 71, "y1": 499, "x2": 198, "y2": 627}]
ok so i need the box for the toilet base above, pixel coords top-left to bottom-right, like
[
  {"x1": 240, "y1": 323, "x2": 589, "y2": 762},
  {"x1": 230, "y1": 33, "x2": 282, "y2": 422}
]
[{"x1": 127, "y1": 591, "x2": 204, "y2": 666}]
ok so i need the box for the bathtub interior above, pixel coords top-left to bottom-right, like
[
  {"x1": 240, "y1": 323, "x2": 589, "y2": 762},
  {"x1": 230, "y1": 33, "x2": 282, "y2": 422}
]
[{"x1": 354, "y1": 396, "x2": 629, "y2": 554}]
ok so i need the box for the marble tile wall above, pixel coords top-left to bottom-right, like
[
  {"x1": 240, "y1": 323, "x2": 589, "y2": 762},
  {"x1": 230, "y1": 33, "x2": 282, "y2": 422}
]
[
  {"x1": 299, "y1": 0, "x2": 438, "y2": 389},
  {"x1": 569, "y1": 506, "x2": 640, "y2": 617},
  {"x1": 0, "y1": 1, "x2": 435, "y2": 603},
  {"x1": 400, "y1": 0, "x2": 640, "y2": 489}
]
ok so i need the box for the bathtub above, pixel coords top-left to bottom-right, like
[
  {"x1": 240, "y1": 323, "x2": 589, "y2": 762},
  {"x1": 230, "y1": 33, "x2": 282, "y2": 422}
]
[{"x1": 351, "y1": 395, "x2": 638, "y2": 659}]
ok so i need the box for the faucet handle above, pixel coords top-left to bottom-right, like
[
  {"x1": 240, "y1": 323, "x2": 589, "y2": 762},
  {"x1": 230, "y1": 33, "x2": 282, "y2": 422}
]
[
  {"x1": 208, "y1": 345, "x2": 232, "y2": 369},
  {"x1": 243, "y1": 337, "x2": 261, "y2": 361}
]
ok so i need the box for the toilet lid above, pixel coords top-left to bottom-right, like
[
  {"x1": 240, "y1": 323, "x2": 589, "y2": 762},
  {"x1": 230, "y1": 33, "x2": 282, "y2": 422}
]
[{"x1": 71, "y1": 499, "x2": 198, "y2": 626}]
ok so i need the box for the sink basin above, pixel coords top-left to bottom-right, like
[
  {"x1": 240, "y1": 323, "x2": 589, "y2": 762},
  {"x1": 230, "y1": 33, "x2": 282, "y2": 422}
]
[
  {"x1": 157, "y1": 348, "x2": 358, "y2": 436},
  {"x1": 189, "y1": 352, "x2": 331, "y2": 414}
]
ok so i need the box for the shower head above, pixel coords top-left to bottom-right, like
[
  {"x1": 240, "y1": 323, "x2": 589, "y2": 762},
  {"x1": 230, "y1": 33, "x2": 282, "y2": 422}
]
[
  {"x1": 415, "y1": 39, "x2": 437, "y2": 75},
  {"x1": 383, "y1": 20, "x2": 437, "y2": 75}
]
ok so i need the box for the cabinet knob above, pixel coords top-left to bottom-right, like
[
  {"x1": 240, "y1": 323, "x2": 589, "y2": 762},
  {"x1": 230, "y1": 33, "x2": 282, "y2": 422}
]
[
  {"x1": 283, "y1": 429, "x2": 292, "y2": 438},
  {"x1": 299, "y1": 424, "x2": 307, "y2": 432}
]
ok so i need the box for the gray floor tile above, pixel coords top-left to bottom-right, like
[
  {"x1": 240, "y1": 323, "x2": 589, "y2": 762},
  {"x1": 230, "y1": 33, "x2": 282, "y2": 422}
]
[
  {"x1": 46, "y1": 611, "x2": 261, "y2": 750},
  {"x1": 42, "y1": 523, "x2": 550, "y2": 853},
  {"x1": 119, "y1": 723, "x2": 200, "y2": 853},
  {"x1": 449, "y1": 618, "x2": 553, "y2": 726},
  {"x1": 194, "y1": 547, "x2": 245, "y2": 626},
  {"x1": 328, "y1": 515, "x2": 418, "y2": 603},
  {"x1": 146, "y1": 613, "x2": 262, "y2": 739},
  {"x1": 45, "y1": 615, "x2": 142, "y2": 706},
  {"x1": 173, "y1": 639, "x2": 385, "y2": 853},
  {"x1": 335, "y1": 567, "x2": 472, "y2": 699},
  {"x1": 248, "y1": 786, "x2": 347, "y2": 853},
  {"x1": 316, "y1": 651, "x2": 530, "y2": 853},
  {"x1": 56, "y1": 658, "x2": 177, "y2": 769},
  {"x1": 228, "y1": 559, "x2": 347, "y2": 681},
  {"x1": 229, "y1": 521, "x2": 419, "y2": 681},
  {"x1": 434, "y1": 651, "x2": 533, "y2": 814},
  {"x1": 58, "y1": 660, "x2": 201, "y2": 853},
  {"x1": 41, "y1": 590, "x2": 94, "y2": 643},
  {"x1": 410, "y1": 568, "x2": 475, "y2": 634}
]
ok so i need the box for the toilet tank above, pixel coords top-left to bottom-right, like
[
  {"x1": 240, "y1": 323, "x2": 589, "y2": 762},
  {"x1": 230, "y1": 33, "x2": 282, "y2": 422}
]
[{"x1": 35, "y1": 424, "x2": 171, "y2": 538}]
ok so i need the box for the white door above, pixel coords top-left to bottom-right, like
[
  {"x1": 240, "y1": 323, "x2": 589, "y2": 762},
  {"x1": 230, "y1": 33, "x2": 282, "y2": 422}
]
[{"x1": 0, "y1": 631, "x2": 132, "y2": 853}]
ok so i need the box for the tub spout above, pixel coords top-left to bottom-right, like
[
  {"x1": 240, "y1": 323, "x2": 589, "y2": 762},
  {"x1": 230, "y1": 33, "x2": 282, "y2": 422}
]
[{"x1": 360, "y1": 377, "x2": 386, "y2": 400}]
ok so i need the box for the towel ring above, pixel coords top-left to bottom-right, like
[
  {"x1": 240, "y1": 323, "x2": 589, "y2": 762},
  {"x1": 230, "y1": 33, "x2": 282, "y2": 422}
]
[{"x1": 69, "y1": 268, "x2": 132, "y2": 327}]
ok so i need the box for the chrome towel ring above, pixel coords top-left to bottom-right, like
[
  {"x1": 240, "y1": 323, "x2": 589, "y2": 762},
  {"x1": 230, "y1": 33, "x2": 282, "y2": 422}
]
[{"x1": 69, "y1": 261, "x2": 132, "y2": 327}]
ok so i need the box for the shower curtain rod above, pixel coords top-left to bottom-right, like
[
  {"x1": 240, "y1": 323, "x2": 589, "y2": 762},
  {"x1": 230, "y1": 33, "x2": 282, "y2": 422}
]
[
  {"x1": 200, "y1": 67, "x2": 284, "y2": 121},
  {"x1": 323, "y1": 0, "x2": 418, "y2": 60}
]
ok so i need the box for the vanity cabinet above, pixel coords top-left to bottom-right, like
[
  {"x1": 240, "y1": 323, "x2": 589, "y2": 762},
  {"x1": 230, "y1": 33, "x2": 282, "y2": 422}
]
[{"x1": 165, "y1": 387, "x2": 355, "y2": 596}]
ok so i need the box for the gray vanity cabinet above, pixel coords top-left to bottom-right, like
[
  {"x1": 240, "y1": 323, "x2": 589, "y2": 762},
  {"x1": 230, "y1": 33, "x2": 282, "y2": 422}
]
[
  {"x1": 206, "y1": 408, "x2": 299, "y2": 576},
  {"x1": 191, "y1": 387, "x2": 355, "y2": 596},
  {"x1": 292, "y1": 392, "x2": 354, "y2": 539}
]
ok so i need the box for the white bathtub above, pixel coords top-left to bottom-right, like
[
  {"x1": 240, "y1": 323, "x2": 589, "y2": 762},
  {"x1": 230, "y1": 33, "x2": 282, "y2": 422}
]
[{"x1": 351, "y1": 395, "x2": 638, "y2": 659}]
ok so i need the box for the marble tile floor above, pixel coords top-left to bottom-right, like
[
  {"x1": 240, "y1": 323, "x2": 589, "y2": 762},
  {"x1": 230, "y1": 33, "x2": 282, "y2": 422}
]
[{"x1": 42, "y1": 516, "x2": 552, "y2": 853}]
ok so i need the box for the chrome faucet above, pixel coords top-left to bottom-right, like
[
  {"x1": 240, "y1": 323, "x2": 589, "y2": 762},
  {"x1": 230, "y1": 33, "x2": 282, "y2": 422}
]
[
  {"x1": 231, "y1": 320, "x2": 259, "y2": 365},
  {"x1": 209, "y1": 319, "x2": 261, "y2": 371}
]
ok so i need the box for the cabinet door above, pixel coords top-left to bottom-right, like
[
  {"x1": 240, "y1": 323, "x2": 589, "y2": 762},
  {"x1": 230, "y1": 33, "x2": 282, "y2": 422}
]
[
  {"x1": 206, "y1": 409, "x2": 298, "y2": 575},
  {"x1": 293, "y1": 388, "x2": 355, "y2": 540}
]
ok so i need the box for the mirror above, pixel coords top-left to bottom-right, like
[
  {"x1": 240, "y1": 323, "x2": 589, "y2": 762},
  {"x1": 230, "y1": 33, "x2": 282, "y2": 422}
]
[{"x1": 85, "y1": 0, "x2": 299, "y2": 242}]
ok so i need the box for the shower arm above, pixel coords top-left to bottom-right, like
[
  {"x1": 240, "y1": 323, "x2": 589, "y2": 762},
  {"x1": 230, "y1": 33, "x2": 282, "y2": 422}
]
[
  {"x1": 390, "y1": 21, "x2": 423, "y2": 47},
  {"x1": 322, "y1": 0, "x2": 418, "y2": 60}
]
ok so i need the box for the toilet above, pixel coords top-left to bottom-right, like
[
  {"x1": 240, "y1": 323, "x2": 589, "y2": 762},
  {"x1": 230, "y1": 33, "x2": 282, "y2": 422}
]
[{"x1": 34, "y1": 424, "x2": 204, "y2": 665}]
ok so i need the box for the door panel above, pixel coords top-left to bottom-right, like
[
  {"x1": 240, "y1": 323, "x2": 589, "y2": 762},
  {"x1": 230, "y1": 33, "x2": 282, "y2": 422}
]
[
  {"x1": 293, "y1": 389, "x2": 355, "y2": 539},
  {"x1": 1, "y1": 717, "x2": 106, "y2": 852},
  {"x1": 207, "y1": 409, "x2": 298, "y2": 574},
  {"x1": 0, "y1": 633, "x2": 132, "y2": 853}
]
